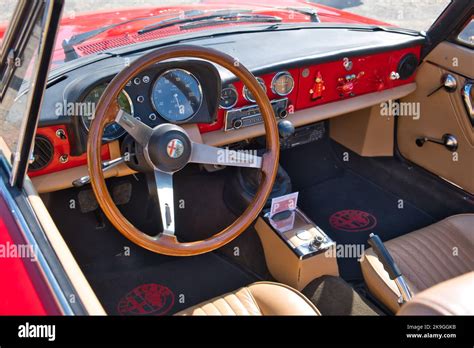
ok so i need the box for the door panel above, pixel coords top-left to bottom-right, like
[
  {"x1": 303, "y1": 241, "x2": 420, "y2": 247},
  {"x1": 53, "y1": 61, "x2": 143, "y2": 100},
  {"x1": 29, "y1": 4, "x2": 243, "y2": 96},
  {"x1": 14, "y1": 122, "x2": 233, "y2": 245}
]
[{"x1": 398, "y1": 41, "x2": 474, "y2": 193}]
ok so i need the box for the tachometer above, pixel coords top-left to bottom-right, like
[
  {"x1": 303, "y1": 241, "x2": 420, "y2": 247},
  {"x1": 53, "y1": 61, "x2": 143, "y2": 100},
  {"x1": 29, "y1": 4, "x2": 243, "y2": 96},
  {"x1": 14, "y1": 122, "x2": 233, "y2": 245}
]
[
  {"x1": 219, "y1": 85, "x2": 238, "y2": 109},
  {"x1": 272, "y1": 71, "x2": 294, "y2": 96},
  {"x1": 152, "y1": 69, "x2": 202, "y2": 122},
  {"x1": 81, "y1": 84, "x2": 132, "y2": 141},
  {"x1": 243, "y1": 77, "x2": 266, "y2": 103}
]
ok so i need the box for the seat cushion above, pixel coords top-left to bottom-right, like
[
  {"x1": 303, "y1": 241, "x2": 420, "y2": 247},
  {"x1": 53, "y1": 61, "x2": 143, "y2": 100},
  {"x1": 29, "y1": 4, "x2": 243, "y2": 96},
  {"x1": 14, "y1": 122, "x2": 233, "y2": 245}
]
[
  {"x1": 176, "y1": 281, "x2": 321, "y2": 315},
  {"x1": 361, "y1": 214, "x2": 474, "y2": 313},
  {"x1": 398, "y1": 272, "x2": 474, "y2": 316}
]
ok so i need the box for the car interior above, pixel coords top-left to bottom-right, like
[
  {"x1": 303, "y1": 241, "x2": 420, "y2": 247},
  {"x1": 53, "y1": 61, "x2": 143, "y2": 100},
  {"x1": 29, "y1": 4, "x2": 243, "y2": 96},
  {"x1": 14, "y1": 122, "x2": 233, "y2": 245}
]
[{"x1": 1, "y1": 1, "x2": 473, "y2": 317}]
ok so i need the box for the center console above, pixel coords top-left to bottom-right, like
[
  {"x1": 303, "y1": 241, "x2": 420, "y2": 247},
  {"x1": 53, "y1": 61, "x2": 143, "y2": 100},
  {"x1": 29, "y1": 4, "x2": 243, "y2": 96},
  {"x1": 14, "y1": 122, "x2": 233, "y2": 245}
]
[{"x1": 255, "y1": 208, "x2": 339, "y2": 290}]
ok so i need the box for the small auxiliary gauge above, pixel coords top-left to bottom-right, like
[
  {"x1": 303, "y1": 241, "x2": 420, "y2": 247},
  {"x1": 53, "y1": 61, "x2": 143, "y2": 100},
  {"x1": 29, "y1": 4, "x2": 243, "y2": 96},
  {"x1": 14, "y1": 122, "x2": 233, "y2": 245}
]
[
  {"x1": 272, "y1": 71, "x2": 295, "y2": 96},
  {"x1": 243, "y1": 77, "x2": 267, "y2": 103},
  {"x1": 219, "y1": 85, "x2": 238, "y2": 109}
]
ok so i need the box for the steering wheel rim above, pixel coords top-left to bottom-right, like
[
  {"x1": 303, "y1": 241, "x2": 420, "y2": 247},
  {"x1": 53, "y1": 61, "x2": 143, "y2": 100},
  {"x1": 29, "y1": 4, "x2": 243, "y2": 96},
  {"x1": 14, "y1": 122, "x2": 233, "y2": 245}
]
[{"x1": 87, "y1": 45, "x2": 280, "y2": 256}]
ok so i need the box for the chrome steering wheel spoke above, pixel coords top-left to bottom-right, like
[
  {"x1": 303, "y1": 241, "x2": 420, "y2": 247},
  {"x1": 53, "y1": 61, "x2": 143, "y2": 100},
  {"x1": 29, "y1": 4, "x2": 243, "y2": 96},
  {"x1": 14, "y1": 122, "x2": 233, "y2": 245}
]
[
  {"x1": 153, "y1": 170, "x2": 175, "y2": 236},
  {"x1": 190, "y1": 142, "x2": 262, "y2": 169},
  {"x1": 115, "y1": 110, "x2": 153, "y2": 146}
]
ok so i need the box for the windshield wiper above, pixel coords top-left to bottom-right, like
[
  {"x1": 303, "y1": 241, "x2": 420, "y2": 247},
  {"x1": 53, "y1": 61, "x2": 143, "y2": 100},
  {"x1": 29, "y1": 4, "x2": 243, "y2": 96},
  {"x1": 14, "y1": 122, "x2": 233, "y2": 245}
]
[
  {"x1": 349, "y1": 25, "x2": 422, "y2": 36},
  {"x1": 179, "y1": 14, "x2": 282, "y2": 30},
  {"x1": 138, "y1": 11, "x2": 281, "y2": 35},
  {"x1": 281, "y1": 7, "x2": 320, "y2": 22},
  {"x1": 259, "y1": 22, "x2": 423, "y2": 37},
  {"x1": 62, "y1": 10, "x2": 204, "y2": 61}
]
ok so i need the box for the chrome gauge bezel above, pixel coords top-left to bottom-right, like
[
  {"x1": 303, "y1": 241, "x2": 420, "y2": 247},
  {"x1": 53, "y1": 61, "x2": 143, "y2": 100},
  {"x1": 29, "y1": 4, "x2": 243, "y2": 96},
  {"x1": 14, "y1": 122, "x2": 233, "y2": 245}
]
[
  {"x1": 219, "y1": 84, "x2": 238, "y2": 110},
  {"x1": 80, "y1": 84, "x2": 133, "y2": 142},
  {"x1": 243, "y1": 77, "x2": 267, "y2": 103},
  {"x1": 271, "y1": 71, "x2": 295, "y2": 96},
  {"x1": 151, "y1": 68, "x2": 203, "y2": 123}
]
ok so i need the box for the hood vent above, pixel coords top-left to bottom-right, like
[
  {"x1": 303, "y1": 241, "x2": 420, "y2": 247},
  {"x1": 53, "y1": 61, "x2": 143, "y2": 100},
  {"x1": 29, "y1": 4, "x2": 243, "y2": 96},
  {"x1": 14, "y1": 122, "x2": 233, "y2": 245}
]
[
  {"x1": 77, "y1": 28, "x2": 191, "y2": 55},
  {"x1": 29, "y1": 135, "x2": 54, "y2": 171}
]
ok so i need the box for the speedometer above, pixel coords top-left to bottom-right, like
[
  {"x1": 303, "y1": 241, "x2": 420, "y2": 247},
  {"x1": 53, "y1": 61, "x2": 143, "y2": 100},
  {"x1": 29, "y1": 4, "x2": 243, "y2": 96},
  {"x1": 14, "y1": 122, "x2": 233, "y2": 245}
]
[
  {"x1": 81, "y1": 84, "x2": 132, "y2": 141},
  {"x1": 152, "y1": 69, "x2": 202, "y2": 122}
]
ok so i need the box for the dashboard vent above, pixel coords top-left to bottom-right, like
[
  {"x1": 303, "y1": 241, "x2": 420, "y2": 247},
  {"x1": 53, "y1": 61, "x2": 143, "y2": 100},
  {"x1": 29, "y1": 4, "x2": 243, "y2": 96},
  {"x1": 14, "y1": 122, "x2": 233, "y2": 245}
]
[
  {"x1": 397, "y1": 54, "x2": 419, "y2": 80},
  {"x1": 29, "y1": 136, "x2": 54, "y2": 171}
]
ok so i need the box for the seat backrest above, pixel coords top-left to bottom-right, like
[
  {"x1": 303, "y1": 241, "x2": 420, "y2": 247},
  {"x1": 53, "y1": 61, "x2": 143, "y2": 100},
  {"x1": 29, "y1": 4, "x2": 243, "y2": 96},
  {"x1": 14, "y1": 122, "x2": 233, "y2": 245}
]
[{"x1": 397, "y1": 272, "x2": 474, "y2": 315}]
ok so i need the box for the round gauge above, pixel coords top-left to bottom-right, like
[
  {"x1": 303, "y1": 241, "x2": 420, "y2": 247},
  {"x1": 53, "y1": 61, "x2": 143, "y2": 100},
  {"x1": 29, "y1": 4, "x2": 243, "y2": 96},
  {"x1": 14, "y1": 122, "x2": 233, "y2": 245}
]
[
  {"x1": 81, "y1": 84, "x2": 132, "y2": 141},
  {"x1": 243, "y1": 77, "x2": 267, "y2": 103},
  {"x1": 219, "y1": 85, "x2": 238, "y2": 109},
  {"x1": 152, "y1": 69, "x2": 202, "y2": 122},
  {"x1": 272, "y1": 72, "x2": 295, "y2": 96}
]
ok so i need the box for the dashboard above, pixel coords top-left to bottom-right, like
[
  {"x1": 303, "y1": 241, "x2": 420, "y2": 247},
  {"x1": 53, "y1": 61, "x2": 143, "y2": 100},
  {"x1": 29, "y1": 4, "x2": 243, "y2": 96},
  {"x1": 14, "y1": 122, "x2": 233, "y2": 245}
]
[{"x1": 29, "y1": 27, "x2": 424, "y2": 180}]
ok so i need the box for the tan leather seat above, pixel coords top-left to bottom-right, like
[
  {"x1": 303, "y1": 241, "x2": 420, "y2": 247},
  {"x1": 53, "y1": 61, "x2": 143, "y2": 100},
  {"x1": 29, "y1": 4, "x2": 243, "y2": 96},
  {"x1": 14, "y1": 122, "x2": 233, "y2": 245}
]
[
  {"x1": 361, "y1": 214, "x2": 474, "y2": 313},
  {"x1": 398, "y1": 272, "x2": 474, "y2": 316},
  {"x1": 176, "y1": 281, "x2": 321, "y2": 315}
]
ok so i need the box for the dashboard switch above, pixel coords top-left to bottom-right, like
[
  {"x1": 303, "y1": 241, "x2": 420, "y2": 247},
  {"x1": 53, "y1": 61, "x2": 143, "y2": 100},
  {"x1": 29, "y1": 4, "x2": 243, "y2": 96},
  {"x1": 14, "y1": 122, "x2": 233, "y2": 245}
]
[
  {"x1": 337, "y1": 71, "x2": 365, "y2": 97},
  {"x1": 59, "y1": 154, "x2": 69, "y2": 164},
  {"x1": 390, "y1": 71, "x2": 400, "y2": 80},
  {"x1": 55, "y1": 129, "x2": 67, "y2": 140}
]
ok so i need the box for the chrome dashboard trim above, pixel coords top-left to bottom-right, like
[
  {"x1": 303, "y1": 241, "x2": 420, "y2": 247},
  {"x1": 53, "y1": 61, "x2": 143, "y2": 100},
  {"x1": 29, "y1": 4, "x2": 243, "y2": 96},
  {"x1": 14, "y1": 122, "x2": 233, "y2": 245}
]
[{"x1": 223, "y1": 97, "x2": 288, "y2": 131}]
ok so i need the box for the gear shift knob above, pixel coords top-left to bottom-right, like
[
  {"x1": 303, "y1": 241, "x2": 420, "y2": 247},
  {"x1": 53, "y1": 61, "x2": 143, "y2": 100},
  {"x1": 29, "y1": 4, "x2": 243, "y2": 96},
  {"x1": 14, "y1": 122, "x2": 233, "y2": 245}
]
[{"x1": 278, "y1": 119, "x2": 295, "y2": 139}]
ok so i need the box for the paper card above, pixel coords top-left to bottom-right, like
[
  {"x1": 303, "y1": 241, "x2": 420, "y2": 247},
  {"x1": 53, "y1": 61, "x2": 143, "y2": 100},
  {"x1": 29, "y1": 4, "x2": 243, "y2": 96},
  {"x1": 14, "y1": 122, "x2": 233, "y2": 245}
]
[{"x1": 270, "y1": 192, "x2": 298, "y2": 218}]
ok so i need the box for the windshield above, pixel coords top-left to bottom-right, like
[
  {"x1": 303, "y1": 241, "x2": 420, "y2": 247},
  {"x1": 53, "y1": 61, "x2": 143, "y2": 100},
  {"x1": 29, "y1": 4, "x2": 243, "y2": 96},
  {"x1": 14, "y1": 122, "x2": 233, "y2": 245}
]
[{"x1": 0, "y1": 0, "x2": 451, "y2": 68}]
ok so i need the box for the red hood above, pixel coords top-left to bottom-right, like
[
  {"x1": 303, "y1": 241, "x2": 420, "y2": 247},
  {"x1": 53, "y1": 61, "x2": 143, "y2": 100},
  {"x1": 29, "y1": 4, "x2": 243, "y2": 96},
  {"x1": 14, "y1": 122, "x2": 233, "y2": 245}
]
[{"x1": 1, "y1": 0, "x2": 391, "y2": 66}]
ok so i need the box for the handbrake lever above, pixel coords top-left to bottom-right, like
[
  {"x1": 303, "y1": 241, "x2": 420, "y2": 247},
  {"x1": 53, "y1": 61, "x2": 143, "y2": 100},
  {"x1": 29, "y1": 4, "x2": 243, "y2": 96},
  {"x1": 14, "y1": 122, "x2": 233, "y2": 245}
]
[{"x1": 368, "y1": 233, "x2": 413, "y2": 305}]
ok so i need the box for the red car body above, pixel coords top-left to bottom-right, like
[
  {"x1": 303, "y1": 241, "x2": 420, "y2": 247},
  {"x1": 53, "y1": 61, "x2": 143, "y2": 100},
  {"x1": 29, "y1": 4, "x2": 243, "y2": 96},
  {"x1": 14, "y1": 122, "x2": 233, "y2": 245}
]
[{"x1": 1, "y1": 0, "x2": 390, "y2": 65}]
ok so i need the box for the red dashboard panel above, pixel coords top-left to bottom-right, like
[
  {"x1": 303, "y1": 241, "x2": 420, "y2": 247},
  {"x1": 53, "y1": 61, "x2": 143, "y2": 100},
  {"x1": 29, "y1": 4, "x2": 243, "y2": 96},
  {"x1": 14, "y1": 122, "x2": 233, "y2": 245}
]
[
  {"x1": 200, "y1": 45, "x2": 421, "y2": 134},
  {"x1": 295, "y1": 46, "x2": 421, "y2": 110},
  {"x1": 28, "y1": 125, "x2": 110, "y2": 178}
]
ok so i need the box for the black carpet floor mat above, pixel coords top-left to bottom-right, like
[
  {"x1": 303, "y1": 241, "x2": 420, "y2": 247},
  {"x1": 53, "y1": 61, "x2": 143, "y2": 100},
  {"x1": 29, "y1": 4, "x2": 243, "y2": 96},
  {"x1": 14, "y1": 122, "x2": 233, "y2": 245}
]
[
  {"x1": 279, "y1": 137, "x2": 438, "y2": 281},
  {"x1": 298, "y1": 170, "x2": 434, "y2": 281},
  {"x1": 88, "y1": 253, "x2": 256, "y2": 315},
  {"x1": 45, "y1": 168, "x2": 265, "y2": 315}
]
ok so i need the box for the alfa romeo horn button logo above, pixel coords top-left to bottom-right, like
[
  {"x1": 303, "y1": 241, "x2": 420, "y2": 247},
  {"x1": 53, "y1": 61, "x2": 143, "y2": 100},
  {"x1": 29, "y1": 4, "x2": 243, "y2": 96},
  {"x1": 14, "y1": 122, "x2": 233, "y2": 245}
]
[{"x1": 166, "y1": 139, "x2": 184, "y2": 158}]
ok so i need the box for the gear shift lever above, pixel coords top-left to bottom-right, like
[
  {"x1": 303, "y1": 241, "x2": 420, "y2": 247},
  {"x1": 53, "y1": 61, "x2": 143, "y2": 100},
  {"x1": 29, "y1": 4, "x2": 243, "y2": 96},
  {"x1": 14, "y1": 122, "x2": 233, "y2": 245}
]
[{"x1": 278, "y1": 119, "x2": 295, "y2": 139}]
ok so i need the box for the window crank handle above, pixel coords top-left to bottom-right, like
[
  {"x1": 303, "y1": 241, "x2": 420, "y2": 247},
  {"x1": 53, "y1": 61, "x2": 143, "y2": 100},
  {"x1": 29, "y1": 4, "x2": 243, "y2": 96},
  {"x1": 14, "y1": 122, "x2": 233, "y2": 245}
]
[{"x1": 415, "y1": 134, "x2": 458, "y2": 152}]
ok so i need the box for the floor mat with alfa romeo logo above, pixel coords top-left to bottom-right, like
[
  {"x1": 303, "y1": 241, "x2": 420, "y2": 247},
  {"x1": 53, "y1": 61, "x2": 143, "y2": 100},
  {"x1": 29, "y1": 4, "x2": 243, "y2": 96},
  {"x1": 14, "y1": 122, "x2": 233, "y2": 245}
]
[
  {"x1": 298, "y1": 171, "x2": 434, "y2": 281},
  {"x1": 88, "y1": 253, "x2": 256, "y2": 315}
]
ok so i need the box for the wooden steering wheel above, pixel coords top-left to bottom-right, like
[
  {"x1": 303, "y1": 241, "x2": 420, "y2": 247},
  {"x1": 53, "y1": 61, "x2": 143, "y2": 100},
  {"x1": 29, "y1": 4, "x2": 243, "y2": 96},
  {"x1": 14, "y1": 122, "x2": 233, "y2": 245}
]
[{"x1": 87, "y1": 45, "x2": 279, "y2": 256}]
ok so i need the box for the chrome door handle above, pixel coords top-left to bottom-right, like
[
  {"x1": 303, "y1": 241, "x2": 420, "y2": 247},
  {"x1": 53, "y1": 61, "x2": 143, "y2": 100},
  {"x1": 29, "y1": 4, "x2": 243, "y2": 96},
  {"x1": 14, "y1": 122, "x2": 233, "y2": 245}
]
[
  {"x1": 416, "y1": 133, "x2": 458, "y2": 152},
  {"x1": 462, "y1": 82, "x2": 474, "y2": 126}
]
